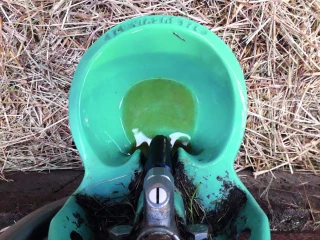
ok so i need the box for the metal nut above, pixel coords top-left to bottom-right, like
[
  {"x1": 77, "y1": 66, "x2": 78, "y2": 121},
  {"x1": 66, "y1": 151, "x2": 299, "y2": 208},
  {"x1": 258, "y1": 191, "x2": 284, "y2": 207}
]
[
  {"x1": 186, "y1": 224, "x2": 208, "y2": 240},
  {"x1": 108, "y1": 225, "x2": 133, "y2": 240}
]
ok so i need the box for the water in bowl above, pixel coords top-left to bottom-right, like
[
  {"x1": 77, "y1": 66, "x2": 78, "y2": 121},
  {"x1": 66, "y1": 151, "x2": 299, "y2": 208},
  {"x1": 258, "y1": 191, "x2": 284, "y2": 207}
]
[{"x1": 120, "y1": 78, "x2": 197, "y2": 149}]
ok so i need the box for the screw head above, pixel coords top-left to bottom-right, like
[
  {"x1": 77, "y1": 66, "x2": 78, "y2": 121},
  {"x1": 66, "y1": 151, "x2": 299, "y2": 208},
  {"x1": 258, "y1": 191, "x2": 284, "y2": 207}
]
[{"x1": 149, "y1": 187, "x2": 167, "y2": 204}]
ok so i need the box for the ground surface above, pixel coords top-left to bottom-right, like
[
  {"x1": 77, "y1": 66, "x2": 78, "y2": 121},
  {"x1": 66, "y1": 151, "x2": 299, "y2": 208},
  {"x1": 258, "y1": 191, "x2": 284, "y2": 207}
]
[
  {"x1": 0, "y1": 170, "x2": 319, "y2": 239},
  {"x1": 0, "y1": 1, "x2": 319, "y2": 178}
]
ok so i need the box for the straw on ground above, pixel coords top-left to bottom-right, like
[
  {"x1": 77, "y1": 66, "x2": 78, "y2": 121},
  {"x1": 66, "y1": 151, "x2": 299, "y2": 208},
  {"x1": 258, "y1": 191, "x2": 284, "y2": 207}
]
[{"x1": 0, "y1": 0, "x2": 319, "y2": 179}]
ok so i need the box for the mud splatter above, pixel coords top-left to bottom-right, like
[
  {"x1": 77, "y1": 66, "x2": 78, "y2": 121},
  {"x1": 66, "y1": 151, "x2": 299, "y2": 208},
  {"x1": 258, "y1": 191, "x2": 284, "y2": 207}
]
[
  {"x1": 72, "y1": 212, "x2": 84, "y2": 228},
  {"x1": 174, "y1": 161, "x2": 248, "y2": 238},
  {"x1": 74, "y1": 169, "x2": 143, "y2": 239}
]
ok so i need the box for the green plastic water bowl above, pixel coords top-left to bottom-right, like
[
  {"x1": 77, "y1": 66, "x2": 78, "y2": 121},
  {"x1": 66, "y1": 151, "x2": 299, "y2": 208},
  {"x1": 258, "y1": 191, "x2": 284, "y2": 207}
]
[{"x1": 48, "y1": 16, "x2": 270, "y2": 240}]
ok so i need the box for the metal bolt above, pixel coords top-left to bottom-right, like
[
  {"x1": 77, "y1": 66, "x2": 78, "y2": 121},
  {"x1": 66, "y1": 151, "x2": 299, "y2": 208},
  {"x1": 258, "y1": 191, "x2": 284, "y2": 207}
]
[
  {"x1": 186, "y1": 224, "x2": 208, "y2": 240},
  {"x1": 108, "y1": 225, "x2": 133, "y2": 240}
]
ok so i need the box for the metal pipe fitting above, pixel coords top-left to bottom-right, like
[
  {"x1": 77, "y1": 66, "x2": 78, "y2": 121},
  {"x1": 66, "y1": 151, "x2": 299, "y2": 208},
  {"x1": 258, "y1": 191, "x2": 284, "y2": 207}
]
[{"x1": 137, "y1": 167, "x2": 180, "y2": 240}]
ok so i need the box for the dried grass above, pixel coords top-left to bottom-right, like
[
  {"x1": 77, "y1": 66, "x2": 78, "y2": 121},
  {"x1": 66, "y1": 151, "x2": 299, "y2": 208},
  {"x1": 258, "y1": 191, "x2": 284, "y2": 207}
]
[{"x1": 0, "y1": 0, "x2": 319, "y2": 178}]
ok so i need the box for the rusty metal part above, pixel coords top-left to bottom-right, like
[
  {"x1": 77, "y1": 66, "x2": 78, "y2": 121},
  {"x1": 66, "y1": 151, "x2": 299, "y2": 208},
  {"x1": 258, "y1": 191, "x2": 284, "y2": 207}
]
[{"x1": 138, "y1": 227, "x2": 178, "y2": 240}]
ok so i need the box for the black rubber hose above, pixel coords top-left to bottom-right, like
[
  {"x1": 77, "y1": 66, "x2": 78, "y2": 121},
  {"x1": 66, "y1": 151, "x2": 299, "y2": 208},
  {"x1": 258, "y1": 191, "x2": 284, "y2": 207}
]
[{"x1": 145, "y1": 135, "x2": 173, "y2": 173}]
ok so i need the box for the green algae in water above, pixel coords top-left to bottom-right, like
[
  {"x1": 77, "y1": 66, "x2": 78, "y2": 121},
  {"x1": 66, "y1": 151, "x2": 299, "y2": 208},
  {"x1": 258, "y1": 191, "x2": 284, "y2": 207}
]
[{"x1": 120, "y1": 79, "x2": 197, "y2": 143}]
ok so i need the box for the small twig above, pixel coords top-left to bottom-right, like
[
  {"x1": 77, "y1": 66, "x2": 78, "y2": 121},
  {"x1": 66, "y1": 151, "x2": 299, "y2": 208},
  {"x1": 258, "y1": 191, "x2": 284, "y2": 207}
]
[
  {"x1": 173, "y1": 32, "x2": 186, "y2": 42},
  {"x1": 189, "y1": 182, "x2": 201, "y2": 224}
]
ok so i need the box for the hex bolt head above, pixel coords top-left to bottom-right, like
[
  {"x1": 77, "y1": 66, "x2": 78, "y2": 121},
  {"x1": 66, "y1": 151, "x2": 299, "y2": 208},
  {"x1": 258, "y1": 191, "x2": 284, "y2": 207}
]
[
  {"x1": 108, "y1": 225, "x2": 133, "y2": 240},
  {"x1": 186, "y1": 224, "x2": 209, "y2": 240}
]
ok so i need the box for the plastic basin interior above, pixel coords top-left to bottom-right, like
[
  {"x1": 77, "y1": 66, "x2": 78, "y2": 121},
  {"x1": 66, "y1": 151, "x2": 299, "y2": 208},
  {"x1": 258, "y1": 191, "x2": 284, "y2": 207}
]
[{"x1": 69, "y1": 16, "x2": 247, "y2": 167}]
